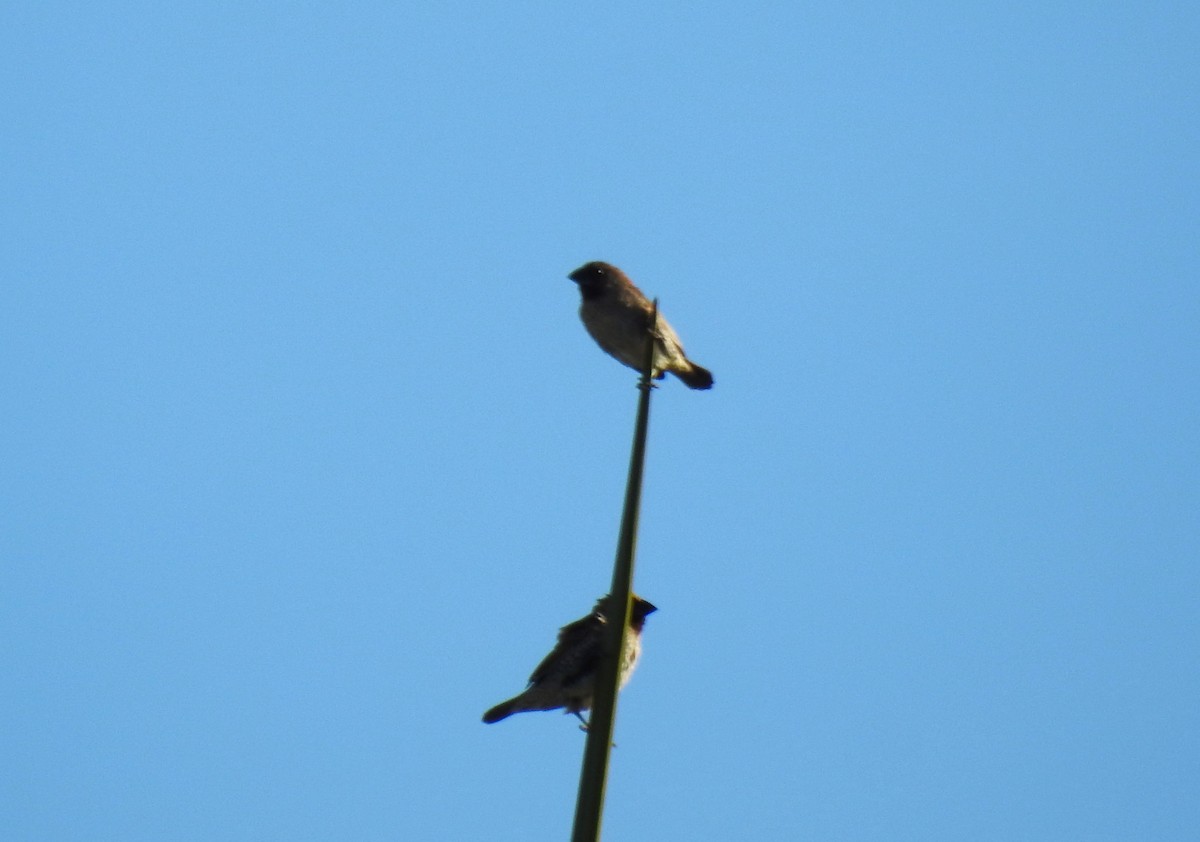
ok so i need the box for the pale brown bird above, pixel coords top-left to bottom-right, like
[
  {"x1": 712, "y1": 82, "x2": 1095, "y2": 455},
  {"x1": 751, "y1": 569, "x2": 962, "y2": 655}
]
[
  {"x1": 568, "y1": 261, "x2": 714, "y2": 390},
  {"x1": 482, "y1": 595, "x2": 658, "y2": 726}
]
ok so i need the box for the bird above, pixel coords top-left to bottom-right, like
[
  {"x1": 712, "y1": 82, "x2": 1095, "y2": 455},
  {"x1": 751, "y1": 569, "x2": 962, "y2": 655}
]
[
  {"x1": 482, "y1": 594, "x2": 658, "y2": 726},
  {"x1": 568, "y1": 261, "x2": 714, "y2": 390}
]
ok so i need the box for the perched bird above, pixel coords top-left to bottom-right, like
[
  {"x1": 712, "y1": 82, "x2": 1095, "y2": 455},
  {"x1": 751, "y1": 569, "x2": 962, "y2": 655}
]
[
  {"x1": 482, "y1": 594, "x2": 658, "y2": 726},
  {"x1": 568, "y1": 261, "x2": 714, "y2": 390}
]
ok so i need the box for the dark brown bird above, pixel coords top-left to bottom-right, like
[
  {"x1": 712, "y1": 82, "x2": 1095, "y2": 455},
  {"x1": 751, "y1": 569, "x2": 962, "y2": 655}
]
[
  {"x1": 568, "y1": 261, "x2": 714, "y2": 390},
  {"x1": 482, "y1": 594, "x2": 658, "y2": 726}
]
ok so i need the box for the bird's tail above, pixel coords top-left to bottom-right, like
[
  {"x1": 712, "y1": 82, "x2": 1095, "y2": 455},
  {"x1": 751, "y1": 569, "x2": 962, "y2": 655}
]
[
  {"x1": 673, "y1": 361, "x2": 714, "y2": 390},
  {"x1": 482, "y1": 698, "x2": 518, "y2": 724}
]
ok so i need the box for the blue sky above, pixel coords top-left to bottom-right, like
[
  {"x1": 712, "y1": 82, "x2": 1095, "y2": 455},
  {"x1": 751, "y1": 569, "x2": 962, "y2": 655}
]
[{"x1": 3, "y1": 2, "x2": 1197, "y2": 839}]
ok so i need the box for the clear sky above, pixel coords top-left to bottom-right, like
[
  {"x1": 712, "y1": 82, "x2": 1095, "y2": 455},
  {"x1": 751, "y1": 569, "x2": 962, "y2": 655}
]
[{"x1": 3, "y1": 3, "x2": 1197, "y2": 840}]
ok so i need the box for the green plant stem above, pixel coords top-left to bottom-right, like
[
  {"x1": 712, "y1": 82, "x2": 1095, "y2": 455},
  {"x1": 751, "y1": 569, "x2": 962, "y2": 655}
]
[{"x1": 571, "y1": 302, "x2": 658, "y2": 842}]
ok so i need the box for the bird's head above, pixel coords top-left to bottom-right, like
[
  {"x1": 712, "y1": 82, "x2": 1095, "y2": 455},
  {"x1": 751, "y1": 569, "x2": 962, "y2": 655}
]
[
  {"x1": 631, "y1": 596, "x2": 658, "y2": 622},
  {"x1": 593, "y1": 593, "x2": 658, "y2": 630},
  {"x1": 568, "y1": 261, "x2": 621, "y2": 298},
  {"x1": 594, "y1": 593, "x2": 658, "y2": 625}
]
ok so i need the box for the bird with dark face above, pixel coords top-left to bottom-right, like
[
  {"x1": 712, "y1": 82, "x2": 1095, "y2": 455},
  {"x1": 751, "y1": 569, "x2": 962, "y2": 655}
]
[
  {"x1": 568, "y1": 261, "x2": 714, "y2": 390},
  {"x1": 482, "y1": 595, "x2": 658, "y2": 726}
]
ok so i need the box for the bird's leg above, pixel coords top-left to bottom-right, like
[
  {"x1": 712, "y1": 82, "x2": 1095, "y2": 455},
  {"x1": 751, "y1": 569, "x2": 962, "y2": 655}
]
[{"x1": 573, "y1": 712, "x2": 618, "y2": 747}]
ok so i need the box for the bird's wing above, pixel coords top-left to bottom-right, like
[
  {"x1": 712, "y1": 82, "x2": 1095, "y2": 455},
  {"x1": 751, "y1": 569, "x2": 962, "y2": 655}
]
[
  {"x1": 653, "y1": 315, "x2": 687, "y2": 355},
  {"x1": 527, "y1": 614, "x2": 604, "y2": 686}
]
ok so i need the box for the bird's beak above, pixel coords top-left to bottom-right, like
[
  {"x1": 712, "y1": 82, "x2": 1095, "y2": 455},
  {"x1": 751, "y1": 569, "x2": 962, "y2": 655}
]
[{"x1": 567, "y1": 270, "x2": 581, "y2": 283}]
